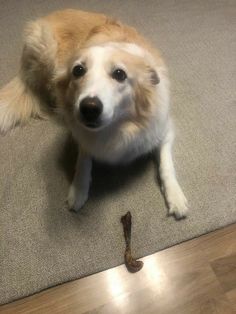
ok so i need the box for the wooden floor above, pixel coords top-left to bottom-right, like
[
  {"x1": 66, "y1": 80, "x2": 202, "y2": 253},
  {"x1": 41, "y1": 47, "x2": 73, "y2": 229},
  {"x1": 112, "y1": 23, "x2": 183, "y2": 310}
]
[{"x1": 1, "y1": 224, "x2": 236, "y2": 314}]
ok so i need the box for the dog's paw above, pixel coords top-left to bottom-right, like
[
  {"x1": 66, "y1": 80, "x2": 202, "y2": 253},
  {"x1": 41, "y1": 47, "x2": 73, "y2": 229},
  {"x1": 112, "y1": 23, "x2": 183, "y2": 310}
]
[
  {"x1": 67, "y1": 185, "x2": 88, "y2": 212},
  {"x1": 165, "y1": 183, "x2": 188, "y2": 219}
]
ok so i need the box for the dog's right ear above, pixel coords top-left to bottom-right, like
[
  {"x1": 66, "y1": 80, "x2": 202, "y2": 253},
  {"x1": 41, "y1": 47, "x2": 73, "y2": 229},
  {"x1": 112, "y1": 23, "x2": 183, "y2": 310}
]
[
  {"x1": 149, "y1": 68, "x2": 160, "y2": 85},
  {"x1": 53, "y1": 67, "x2": 70, "y2": 90}
]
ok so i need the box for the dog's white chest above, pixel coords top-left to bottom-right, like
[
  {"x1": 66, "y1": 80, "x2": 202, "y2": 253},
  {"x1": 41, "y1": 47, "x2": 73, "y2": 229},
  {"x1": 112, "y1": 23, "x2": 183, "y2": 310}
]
[{"x1": 73, "y1": 121, "x2": 164, "y2": 164}]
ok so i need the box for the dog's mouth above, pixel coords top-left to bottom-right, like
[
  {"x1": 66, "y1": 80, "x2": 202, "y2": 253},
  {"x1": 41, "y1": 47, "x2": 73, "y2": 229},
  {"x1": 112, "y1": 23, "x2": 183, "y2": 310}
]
[
  {"x1": 80, "y1": 120, "x2": 104, "y2": 131},
  {"x1": 85, "y1": 122, "x2": 100, "y2": 129},
  {"x1": 77, "y1": 115, "x2": 110, "y2": 131}
]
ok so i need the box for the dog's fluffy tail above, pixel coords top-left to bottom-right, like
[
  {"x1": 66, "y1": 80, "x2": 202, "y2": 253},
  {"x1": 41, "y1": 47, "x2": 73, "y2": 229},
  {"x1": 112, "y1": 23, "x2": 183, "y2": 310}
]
[
  {"x1": 0, "y1": 75, "x2": 41, "y2": 133},
  {"x1": 0, "y1": 18, "x2": 57, "y2": 134}
]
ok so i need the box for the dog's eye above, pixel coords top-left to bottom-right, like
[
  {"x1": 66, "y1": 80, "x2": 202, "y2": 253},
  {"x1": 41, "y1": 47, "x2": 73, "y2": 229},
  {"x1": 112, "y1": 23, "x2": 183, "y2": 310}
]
[
  {"x1": 72, "y1": 64, "x2": 86, "y2": 78},
  {"x1": 112, "y1": 69, "x2": 127, "y2": 82}
]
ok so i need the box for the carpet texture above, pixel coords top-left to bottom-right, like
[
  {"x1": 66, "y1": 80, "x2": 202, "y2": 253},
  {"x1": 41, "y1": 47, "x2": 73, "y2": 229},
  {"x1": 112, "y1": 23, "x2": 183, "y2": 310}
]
[{"x1": 0, "y1": 0, "x2": 236, "y2": 305}]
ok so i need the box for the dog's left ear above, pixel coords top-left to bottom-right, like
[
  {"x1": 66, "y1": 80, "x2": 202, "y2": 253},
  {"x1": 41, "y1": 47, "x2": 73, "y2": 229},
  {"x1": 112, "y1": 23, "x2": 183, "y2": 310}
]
[{"x1": 149, "y1": 68, "x2": 160, "y2": 85}]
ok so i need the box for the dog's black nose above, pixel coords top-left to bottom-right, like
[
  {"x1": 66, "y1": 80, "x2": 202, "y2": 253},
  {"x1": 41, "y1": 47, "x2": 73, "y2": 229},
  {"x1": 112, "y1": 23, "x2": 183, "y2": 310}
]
[{"x1": 79, "y1": 97, "x2": 103, "y2": 125}]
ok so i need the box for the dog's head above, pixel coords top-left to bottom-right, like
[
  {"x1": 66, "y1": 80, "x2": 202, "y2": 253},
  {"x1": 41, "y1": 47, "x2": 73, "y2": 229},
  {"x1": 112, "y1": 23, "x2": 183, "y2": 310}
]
[{"x1": 55, "y1": 42, "x2": 164, "y2": 132}]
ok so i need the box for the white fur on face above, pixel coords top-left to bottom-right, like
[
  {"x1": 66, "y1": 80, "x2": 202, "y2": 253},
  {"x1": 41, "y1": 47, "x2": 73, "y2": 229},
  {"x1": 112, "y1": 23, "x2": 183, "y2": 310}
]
[{"x1": 73, "y1": 46, "x2": 132, "y2": 129}]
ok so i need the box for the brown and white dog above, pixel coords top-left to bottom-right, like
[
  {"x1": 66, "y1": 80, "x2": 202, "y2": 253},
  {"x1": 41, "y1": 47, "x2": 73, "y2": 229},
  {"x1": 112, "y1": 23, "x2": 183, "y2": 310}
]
[{"x1": 0, "y1": 9, "x2": 188, "y2": 218}]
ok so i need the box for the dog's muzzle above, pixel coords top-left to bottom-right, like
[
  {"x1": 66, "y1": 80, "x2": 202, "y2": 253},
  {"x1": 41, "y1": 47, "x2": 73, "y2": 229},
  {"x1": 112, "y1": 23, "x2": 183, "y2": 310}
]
[{"x1": 79, "y1": 96, "x2": 103, "y2": 129}]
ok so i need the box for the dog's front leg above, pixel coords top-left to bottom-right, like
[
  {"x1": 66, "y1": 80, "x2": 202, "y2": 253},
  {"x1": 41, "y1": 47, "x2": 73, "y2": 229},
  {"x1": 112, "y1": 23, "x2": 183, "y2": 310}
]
[
  {"x1": 157, "y1": 128, "x2": 188, "y2": 219},
  {"x1": 67, "y1": 149, "x2": 92, "y2": 212}
]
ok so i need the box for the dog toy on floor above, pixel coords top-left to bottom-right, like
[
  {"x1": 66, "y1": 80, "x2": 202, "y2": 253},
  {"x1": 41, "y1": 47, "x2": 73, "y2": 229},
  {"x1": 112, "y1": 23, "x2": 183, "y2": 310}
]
[{"x1": 121, "y1": 211, "x2": 143, "y2": 273}]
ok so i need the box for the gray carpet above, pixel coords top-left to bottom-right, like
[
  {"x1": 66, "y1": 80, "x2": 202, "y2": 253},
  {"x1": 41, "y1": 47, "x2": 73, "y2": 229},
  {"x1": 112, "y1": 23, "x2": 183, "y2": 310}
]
[{"x1": 0, "y1": 0, "x2": 236, "y2": 305}]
